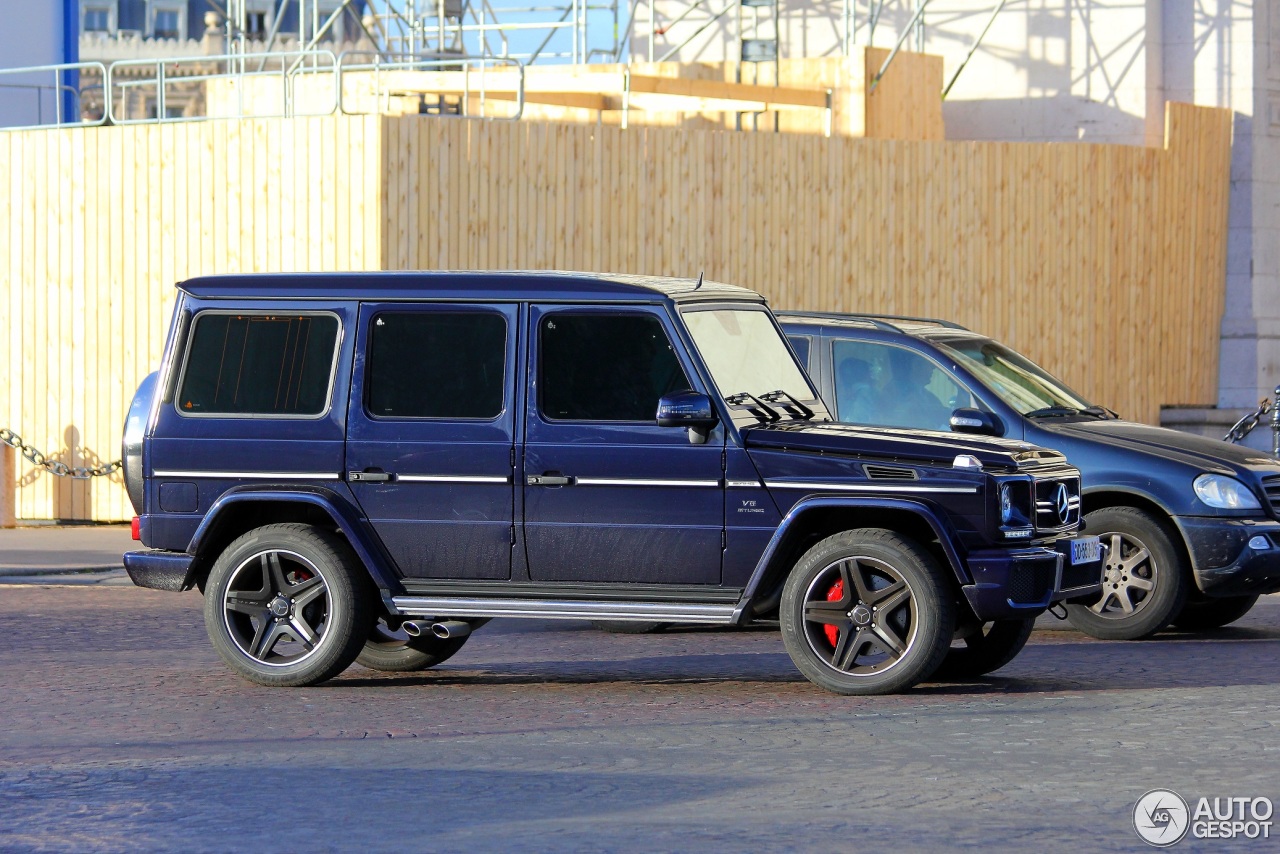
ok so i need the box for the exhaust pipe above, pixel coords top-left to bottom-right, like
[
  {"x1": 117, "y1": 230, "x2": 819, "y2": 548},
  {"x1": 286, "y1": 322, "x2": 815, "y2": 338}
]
[
  {"x1": 430, "y1": 620, "x2": 472, "y2": 640},
  {"x1": 401, "y1": 620, "x2": 432, "y2": 638}
]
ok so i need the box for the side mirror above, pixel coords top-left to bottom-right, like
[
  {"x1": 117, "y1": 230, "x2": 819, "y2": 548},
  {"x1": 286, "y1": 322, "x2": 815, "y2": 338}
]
[
  {"x1": 656, "y1": 390, "x2": 718, "y2": 444},
  {"x1": 950, "y1": 407, "x2": 1004, "y2": 437}
]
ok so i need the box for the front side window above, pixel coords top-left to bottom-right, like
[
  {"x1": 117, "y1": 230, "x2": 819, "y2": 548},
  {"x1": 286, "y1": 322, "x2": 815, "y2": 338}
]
[
  {"x1": 366, "y1": 311, "x2": 507, "y2": 419},
  {"x1": 177, "y1": 313, "x2": 339, "y2": 416},
  {"x1": 684, "y1": 309, "x2": 814, "y2": 403},
  {"x1": 539, "y1": 313, "x2": 690, "y2": 421},
  {"x1": 831, "y1": 339, "x2": 972, "y2": 432}
]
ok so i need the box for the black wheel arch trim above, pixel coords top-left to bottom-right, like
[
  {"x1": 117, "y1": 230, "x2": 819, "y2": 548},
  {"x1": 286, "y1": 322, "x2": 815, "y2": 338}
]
[
  {"x1": 185, "y1": 485, "x2": 403, "y2": 594},
  {"x1": 735, "y1": 495, "x2": 968, "y2": 622}
]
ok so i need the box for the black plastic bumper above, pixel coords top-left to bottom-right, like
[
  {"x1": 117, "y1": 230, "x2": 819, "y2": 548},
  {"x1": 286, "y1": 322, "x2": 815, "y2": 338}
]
[
  {"x1": 960, "y1": 539, "x2": 1104, "y2": 621},
  {"x1": 124, "y1": 550, "x2": 196, "y2": 592},
  {"x1": 1176, "y1": 517, "x2": 1280, "y2": 597}
]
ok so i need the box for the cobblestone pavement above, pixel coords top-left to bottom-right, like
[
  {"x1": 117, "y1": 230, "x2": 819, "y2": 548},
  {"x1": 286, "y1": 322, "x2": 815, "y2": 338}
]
[{"x1": 1, "y1": 586, "x2": 1277, "y2": 852}]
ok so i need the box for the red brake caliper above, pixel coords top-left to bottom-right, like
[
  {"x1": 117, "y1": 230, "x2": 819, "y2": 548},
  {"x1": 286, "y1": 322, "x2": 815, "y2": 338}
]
[{"x1": 824, "y1": 579, "x2": 844, "y2": 647}]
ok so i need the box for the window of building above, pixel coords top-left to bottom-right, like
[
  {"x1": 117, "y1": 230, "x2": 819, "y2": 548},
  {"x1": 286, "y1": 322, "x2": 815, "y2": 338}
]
[
  {"x1": 365, "y1": 311, "x2": 507, "y2": 419},
  {"x1": 81, "y1": 1, "x2": 117, "y2": 34},
  {"x1": 245, "y1": 12, "x2": 268, "y2": 39},
  {"x1": 539, "y1": 313, "x2": 691, "y2": 422},
  {"x1": 177, "y1": 313, "x2": 340, "y2": 417},
  {"x1": 147, "y1": 1, "x2": 186, "y2": 40}
]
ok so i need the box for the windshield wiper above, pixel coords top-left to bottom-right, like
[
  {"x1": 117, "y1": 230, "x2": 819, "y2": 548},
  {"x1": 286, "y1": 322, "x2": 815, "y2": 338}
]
[
  {"x1": 725, "y1": 391, "x2": 782, "y2": 423},
  {"x1": 1081, "y1": 406, "x2": 1116, "y2": 419},
  {"x1": 759, "y1": 389, "x2": 815, "y2": 420},
  {"x1": 1026, "y1": 404, "x2": 1113, "y2": 419}
]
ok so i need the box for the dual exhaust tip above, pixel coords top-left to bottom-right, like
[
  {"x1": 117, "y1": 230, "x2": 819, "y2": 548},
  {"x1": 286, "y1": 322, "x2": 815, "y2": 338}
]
[{"x1": 402, "y1": 619, "x2": 472, "y2": 640}]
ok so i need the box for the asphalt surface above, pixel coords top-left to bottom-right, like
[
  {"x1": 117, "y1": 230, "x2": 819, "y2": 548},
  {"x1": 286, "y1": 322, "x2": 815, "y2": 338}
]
[{"x1": 1, "y1": 581, "x2": 1277, "y2": 852}]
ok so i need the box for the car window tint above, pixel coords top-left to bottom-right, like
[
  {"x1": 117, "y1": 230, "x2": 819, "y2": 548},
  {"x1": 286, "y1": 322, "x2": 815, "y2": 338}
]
[
  {"x1": 178, "y1": 313, "x2": 338, "y2": 416},
  {"x1": 367, "y1": 311, "x2": 507, "y2": 419},
  {"x1": 540, "y1": 313, "x2": 691, "y2": 421},
  {"x1": 787, "y1": 335, "x2": 812, "y2": 371},
  {"x1": 831, "y1": 339, "x2": 970, "y2": 432}
]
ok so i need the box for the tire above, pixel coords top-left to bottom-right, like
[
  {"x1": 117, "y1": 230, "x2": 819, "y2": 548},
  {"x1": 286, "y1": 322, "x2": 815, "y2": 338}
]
[
  {"x1": 203, "y1": 523, "x2": 373, "y2": 687},
  {"x1": 590, "y1": 621, "x2": 670, "y2": 634},
  {"x1": 356, "y1": 616, "x2": 469, "y2": 672},
  {"x1": 1064, "y1": 507, "x2": 1188, "y2": 640},
  {"x1": 932, "y1": 618, "x2": 1035, "y2": 680},
  {"x1": 1172, "y1": 594, "x2": 1259, "y2": 632},
  {"x1": 779, "y1": 528, "x2": 954, "y2": 695}
]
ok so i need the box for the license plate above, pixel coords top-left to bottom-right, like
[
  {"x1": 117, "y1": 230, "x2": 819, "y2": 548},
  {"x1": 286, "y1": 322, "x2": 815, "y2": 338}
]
[{"x1": 1070, "y1": 536, "x2": 1102, "y2": 565}]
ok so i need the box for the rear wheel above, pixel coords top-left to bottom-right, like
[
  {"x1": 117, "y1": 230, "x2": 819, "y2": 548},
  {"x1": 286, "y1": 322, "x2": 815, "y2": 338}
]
[
  {"x1": 1172, "y1": 595, "x2": 1259, "y2": 631},
  {"x1": 1064, "y1": 507, "x2": 1188, "y2": 640},
  {"x1": 203, "y1": 524, "x2": 372, "y2": 687},
  {"x1": 356, "y1": 616, "x2": 469, "y2": 672},
  {"x1": 932, "y1": 618, "x2": 1035, "y2": 680},
  {"x1": 780, "y1": 529, "x2": 953, "y2": 695}
]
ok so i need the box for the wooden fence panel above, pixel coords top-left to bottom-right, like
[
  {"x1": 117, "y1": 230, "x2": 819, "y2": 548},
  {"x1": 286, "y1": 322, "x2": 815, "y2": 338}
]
[{"x1": 0, "y1": 104, "x2": 1231, "y2": 520}]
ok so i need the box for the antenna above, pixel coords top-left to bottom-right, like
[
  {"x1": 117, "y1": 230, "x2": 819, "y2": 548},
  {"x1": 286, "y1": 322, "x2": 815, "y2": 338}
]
[{"x1": 694, "y1": 271, "x2": 704, "y2": 290}]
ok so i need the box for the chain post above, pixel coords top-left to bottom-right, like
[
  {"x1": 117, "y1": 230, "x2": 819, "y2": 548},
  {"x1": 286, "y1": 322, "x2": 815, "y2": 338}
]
[
  {"x1": 1273, "y1": 385, "x2": 1280, "y2": 458},
  {"x1": 1, "y1": 441, "x2": 14, "y2": 528}
]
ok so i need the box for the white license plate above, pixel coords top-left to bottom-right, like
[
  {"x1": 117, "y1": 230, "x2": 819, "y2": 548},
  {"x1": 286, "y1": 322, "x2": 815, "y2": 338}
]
[{"x1": 1070, "y1": 536, "x2": 1102, "y2": 565}]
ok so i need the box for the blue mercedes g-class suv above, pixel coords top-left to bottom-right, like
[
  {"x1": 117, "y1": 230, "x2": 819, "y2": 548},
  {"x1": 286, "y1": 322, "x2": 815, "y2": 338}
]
[
  {"x1": 780, "y1": 311, "x2": 1280, "y2": 641},
  {"x1": 122, "y1": 272, "x2": 1101, "y2": 695}
]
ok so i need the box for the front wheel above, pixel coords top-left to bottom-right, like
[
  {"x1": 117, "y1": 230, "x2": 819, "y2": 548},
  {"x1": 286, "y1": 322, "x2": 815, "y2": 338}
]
[
  {"x1": 932, "y1": 618, "x2": 1035, "y2": 680},
  {"x1": 1064, "y1": 507, "x2": 1188, "y2": 640},
  {"x1": 780, "y1": 529, "x2": 954, "y2": 695},
  {"x1": 203, "y1": 524, "x2": 372, "y2": 687},
  {"x1": 355, "y1": 616, "x2": 470, "y2": 672},
  {"x1": 1172, "y1": 595, "x2": 1259, "y2": 631}
]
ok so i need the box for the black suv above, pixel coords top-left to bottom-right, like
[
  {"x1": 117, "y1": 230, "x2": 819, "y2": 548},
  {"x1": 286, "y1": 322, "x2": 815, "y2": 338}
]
[
  {"x1": 781, "y1": 311, "x2": 1280, "y2": 639},
  {"x1": 122, "y1": 272, "x2": 1101, "y2": 694}
]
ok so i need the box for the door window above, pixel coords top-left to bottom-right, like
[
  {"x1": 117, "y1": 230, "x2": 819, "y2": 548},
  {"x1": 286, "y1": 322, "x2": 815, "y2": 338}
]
[
  {"x1": 539, "y1": 313, "x2": 691, "y2": 422},
  {"x1": 831, "y1": 339, "x2": 972, "y2": 432},
  {"x1": 366, "y1": 311, "x2": 507, "y2": 419}
]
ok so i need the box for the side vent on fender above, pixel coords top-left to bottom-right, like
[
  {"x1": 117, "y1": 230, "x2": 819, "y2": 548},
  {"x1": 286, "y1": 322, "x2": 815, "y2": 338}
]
[{"x1": 863, "y1": 464, "x2": 919, "y2": 481}]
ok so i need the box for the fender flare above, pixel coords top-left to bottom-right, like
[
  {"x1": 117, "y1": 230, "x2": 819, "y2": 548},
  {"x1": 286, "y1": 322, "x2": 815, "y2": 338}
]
[
  {"x1": 186, "y1": 484, "x2": 402, "y2": 593},
  {"x1": 734, "y1": 495, "x2": 969, "y2": 621}
]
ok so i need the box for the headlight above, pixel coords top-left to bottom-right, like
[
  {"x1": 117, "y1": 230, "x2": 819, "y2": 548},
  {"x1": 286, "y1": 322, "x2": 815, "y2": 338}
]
[
  {"x1": 1000, "y1": 482, "x2": 1032, "y2": 527},
  {"x1": 1193, "y1": 474, "x2": 1262, "y2": 510}
]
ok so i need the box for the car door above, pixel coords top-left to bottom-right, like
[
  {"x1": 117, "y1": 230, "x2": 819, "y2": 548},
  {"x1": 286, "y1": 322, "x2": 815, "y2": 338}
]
[
  {"x1": 522, "y1": 305, "x2": 726, "y2": 585},
  {"x1": 345, "y1": 302, "x2": 517, "y2": 580}
]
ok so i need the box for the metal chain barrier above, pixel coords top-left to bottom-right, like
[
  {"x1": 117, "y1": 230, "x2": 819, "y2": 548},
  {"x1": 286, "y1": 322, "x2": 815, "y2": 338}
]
[
  {"x1": 0, "y1": 428, "x2": 122, "y2": 479},
  {"x1": 1223, "y1": 385, "x2": 1280, "y2": 457}
]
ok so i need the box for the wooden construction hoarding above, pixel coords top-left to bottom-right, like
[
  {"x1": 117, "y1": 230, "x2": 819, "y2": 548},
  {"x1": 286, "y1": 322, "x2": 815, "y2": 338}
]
[{"x1": 0, "y1": 103, "x2": 1231, "y2": 521}]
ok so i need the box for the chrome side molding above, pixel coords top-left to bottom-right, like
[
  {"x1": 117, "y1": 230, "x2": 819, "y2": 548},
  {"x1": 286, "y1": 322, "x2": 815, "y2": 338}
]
[{"x1": 390, "y1": 596, "x2": 738, "y2": 624}]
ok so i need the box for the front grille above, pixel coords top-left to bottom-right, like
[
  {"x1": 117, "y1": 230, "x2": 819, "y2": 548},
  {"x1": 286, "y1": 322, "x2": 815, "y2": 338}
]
[
  {"x1": 1261, "y1": 475, "x2": 1280, "y2": 518},
  {"x1": 1008, "y1": 560, "x2": 1057, "y2": 605},
  {"x1": 1061, "y1": 560, "x2": 1101, "y2": 591},
  {"x1": 1034, "y1": 477, "x2": 1082, "y2": 532}
]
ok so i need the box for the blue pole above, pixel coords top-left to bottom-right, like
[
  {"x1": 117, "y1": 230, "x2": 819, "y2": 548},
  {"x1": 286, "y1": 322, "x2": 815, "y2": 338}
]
[{"x1": 61, "y1": 0, "x2": 79, "y2": 123}]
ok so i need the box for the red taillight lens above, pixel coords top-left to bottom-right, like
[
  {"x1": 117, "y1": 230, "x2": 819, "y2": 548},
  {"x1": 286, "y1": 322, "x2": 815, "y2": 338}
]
[{"x1": 131, "y1": 517, "x2": 141, "y2": 540}]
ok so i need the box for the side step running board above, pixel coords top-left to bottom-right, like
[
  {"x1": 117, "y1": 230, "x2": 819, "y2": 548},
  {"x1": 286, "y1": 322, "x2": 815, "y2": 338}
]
[{"x1": 391, "y1": 596, "x2": 739, "y2": 625}]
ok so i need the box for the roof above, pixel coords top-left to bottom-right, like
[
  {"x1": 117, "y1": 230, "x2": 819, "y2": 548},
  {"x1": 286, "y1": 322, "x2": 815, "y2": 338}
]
[
  {"x1": 776, "y1": 310, "x2": 968, "y2": 335},
  {"x1": 178, "y1": 270, "x2": 764, "y2": 304}
]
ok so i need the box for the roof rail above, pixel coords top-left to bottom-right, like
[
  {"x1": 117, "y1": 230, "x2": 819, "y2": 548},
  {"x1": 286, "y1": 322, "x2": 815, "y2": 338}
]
[{"x1": 775, "y1": 310, "x2": 969, "y2": 332}]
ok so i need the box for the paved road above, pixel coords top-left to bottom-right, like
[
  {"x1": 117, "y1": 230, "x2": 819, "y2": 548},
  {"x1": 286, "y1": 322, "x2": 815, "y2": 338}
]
[{"x1": 1, "y1": 585, "x2": 1278, "y2": 852}]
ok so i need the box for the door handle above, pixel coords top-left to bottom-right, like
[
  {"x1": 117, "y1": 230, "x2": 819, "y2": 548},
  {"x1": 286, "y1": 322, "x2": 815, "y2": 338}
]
[
  {"x1": 349, "y1": 470, "x2": 394, "y2": 483},
  {"x1": 527, "y1": 474, "x2": 572, "y2": 486}
]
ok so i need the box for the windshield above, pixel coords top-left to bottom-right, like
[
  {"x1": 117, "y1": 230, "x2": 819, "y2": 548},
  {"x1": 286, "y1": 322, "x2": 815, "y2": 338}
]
[
  {"x1": 930, "y1": 334, "x2": 1097, "y2": 416},
  {"x1": 683, "y1": 309, "x2": 815, "y2": 404}
]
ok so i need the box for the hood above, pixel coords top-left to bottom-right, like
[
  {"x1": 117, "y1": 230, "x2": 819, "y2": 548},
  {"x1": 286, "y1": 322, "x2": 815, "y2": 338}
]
[
  {"x1": 742, "y1": 420, "x2": 1062, "y2": 472},
  {"x1": 1039, "y1": 419, "x2": 1280, "y2": 476}
]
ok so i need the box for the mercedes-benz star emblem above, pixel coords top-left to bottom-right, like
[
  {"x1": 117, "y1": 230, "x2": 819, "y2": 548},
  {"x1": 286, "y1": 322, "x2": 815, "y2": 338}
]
[{"x1": 1054, "y1": 483, "x2": 1071, "y2": 525}]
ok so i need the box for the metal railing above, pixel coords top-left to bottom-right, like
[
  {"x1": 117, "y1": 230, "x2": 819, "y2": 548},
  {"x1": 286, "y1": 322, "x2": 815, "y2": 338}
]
[
  {"x1": 0, "y1": 62, "x2": 108, "y2": 131},
  {"x1": 105, "y1": 49, "x2": 340, "y2": 125},
  {"x1": 336, "y1": 52, "x2": 526, "y2": 119}
]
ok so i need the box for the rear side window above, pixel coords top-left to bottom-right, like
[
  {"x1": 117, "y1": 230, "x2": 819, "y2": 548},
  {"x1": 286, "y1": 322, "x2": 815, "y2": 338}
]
[
  {"x1": 177, "y1": 313, "x2": 339, "y2": 416},
  {"x1": 366, "y1": 311, "x2": 507, "y2": 419},
  {"x1": 787, "y1": 335, "x2": 812, "y2": 371},
  {"x1": 540, "y1": 313, "x2": 691, "y2": 421}
]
